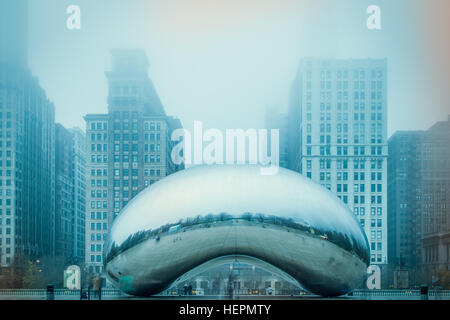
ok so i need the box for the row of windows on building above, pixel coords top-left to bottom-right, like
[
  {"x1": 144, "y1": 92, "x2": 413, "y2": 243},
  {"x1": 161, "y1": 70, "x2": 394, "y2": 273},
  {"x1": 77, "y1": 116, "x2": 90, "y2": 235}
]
[
  {"x1": 91, "y1": 179, "x2": 108, "y2": 187},
  {"x1": 0, "y1": 218, "x2": 11, "y2": 225},
  {"x1": 90, "y1": 154, "x2": 164, "y2": 166},
  {"x1": 307, "y1": 135, "x2": 384, "y2": 146},
  {"x1": 0, "y1": 189, "x2": 13, "y2": 196},
  {"x1": 91, "y1": 190, "x2": 108, "y2": 198},
  {"x1": 90, "y1": 254, "x2": 102, "y2": 263},
  {"x1": 0, "y1": 237, "x2": 12, "y2": 245},
  {"x1": 307, "y1": 112, "x2": 384, "y2": 123},
  {"x1": 310, "y1": 159, "x2": 384, "y2": 170},
  {"x1": 305, "y1": 67, "x2": 383, "y2": 79},
  {"x1": 90, "y1": 201, "x2": 107, "y2": 209},
  {"x1": 335, "y1": 195, "x2": 383, "y2": 205},
  {"x1": 0, "y1": 122, "x2": 13, "y2": 130},
  {"x1": 91, "y1": 133, "x2": 164, "y2": 144},
  {"x1": 91, "y1": 244, "x2": 103, "y2": 253},
  {"x1": 308, "y1": 171, "x2": 384, "y2": 182},
  {"x1": 112, "y1": 168, "x2": 162, "y2": 177},
  {"x1": 371, "y1": 254, "x2": 384, "y2": 263},
  {"x1": 306, "y1": 101, "x2": 383, "y2": 112},
  {"x1": 334, "y1": 183, "x2": 383, "y2": 193},
  {"x1": 90, "y1": 233, "x2": 107, "y2": 242},
  {"x1": 354, "y1": 207, "x2": 383, "y2": 216},
  {"x1": 0, "y1": 129, "x2": 14, "y2": 139},
  {"x1": 315, "y1": 171, "x2": 384, "y2": 181},
  {"x1": 89, "y1": 120, "x2": 164, "y2": 131},
  {"x1": 90, "y1": 212, "x2": 108, "y2": 220},
  {"x1": 90, "y1": 222, "x2": 108, "y2": 231},
  {"x1": 0, "y1": 227, "x2": 11, "y2": 234},
  {"x1": 90, "y1": 155, "x2": 108, "y2": 163},
  {"x1": 0, "y1": 208, "x2": 11, "y2": 215},
  {"x1": 110, "y1": 143, "x2": 163, "y2": 153},
  {"x1": 361, "y1": 218, "x2": 383, "y2": 228},
  {"x1": 312, "y1": 80, "x2": 383, "y2": 91},
  {"x1": 0, "y1": 160, "x2": 13, "y2": 167},
  {"x1": 111, "y1": 142, "x2": 161, "y2": 152},
  {"x1": 0, "y1": 112, "x2": 13, "y2": 119},
  {"x1": 0, "y1": 199, "x2": 12, "y2": 206},
  {"x1": 306, "y1": 146, "x2": 384, "y2": 156},
  {"x1": 306, "y1": 122, "x2": 384, "y2": 134},
  {"x1": 304, "y1": 90, "x2": 383, "y2": 102}
]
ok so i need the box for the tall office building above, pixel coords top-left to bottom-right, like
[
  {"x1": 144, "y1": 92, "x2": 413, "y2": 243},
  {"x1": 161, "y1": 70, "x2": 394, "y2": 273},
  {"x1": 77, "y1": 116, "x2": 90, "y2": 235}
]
[
  {"x1": 387, "y1": 131, "x2": 422, "y2": 282},
  {"x1": 264, "y1": 107, "x2": 289, "y2": 169},
  {"x1": 388, "y1": 116, "x2": 450, "y2": 285},
  {"x1": 84, "y1": 49, "x2": 184, "y2": 274},
  {"x1": 70, "y1": 127, "x2": 86, "y2": 264},
  {"x1": 55, "y1": 125, "x2": 86, "y2": 265},
  {"x1": 287, "y1": 58, "x2": 388, "y2": 266},
  {"x1": 0, "y1": 0, "x2": 55, "y2": 269},
  {"x1": 55, "y1": 124, "x2": 75, "y2": 260}
]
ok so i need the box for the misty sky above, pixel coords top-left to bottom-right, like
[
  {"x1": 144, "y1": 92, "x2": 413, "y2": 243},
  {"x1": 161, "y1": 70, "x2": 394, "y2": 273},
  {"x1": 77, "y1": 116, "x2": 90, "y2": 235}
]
[{"x1": 25, "y1": 0, "x2": 450, "y2": 136}]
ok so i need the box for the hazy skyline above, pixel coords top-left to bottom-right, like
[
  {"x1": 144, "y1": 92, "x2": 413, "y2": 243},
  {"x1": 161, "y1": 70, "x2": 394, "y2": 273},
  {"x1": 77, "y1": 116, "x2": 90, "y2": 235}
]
[{"x1": 24, "y1": 0, "x2": 450, "y2": 136}]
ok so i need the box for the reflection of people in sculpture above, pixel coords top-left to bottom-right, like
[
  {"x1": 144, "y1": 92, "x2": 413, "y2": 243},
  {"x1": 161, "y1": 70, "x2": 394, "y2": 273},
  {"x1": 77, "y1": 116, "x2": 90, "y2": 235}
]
[{"x1": 227, "y1": 273, "x2": 234, "y2": 299}]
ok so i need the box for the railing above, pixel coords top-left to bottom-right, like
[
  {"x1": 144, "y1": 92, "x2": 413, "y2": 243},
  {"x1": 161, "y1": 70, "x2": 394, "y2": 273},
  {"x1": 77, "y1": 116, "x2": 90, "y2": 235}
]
[
  {"x1": 0, "y1": 289, "x2": 47, "y2": 296},
  {"x1": 351, "y1": 289, "x2": 450, "y2": 298},
  {"x1": 1, "y1": 288, "x2": 450, "y2": 299},
  {"x1": 0, "y1": 288, "x2": 124, "y2": 296},
  {"x1": 351, "y1": 289, "x2": 420, "y2": 296}
]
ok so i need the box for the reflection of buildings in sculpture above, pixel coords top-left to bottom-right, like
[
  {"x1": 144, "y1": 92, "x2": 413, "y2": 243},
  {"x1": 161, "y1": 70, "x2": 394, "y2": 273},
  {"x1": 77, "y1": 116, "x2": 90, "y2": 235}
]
[
  {"x1": 104, "y1": 165, "x2": 370, "y2": 297},
  {"x1": 84, "y1": 49, "x2": 184, "y2": 275},
  {"x1": 388, "y1": 116, "x2": 450, "y2": 287},
  {"x1": 166, "y1": 260, "x2": 303, "y2": 296}
]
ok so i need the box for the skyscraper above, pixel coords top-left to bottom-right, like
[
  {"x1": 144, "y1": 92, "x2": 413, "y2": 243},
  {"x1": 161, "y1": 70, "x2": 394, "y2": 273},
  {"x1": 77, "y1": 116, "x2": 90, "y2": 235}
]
[
  {"x1": 387, "y1": 130, "x2": 422, "y2": 281},
  {"x1": 287, "y1": 58, "x2": 388, "y2": 266},
  {"x1": 55, "y1": 124, "x2": 75, "y2": 261},
  {"x1": 70, "y1": 127, "x2": 86, "y2": 264},
  {"x1": 0, "y1": 0, "x2": 55, "y2": 269},
  {"x1": 55, "y1": 125, "x2": 87, "y2": 266},
  {"x1": 84, "y1": 49, "x2": 184, "y2": 275},
  {"x1": 388, "y1": 116, "x2": 450, "y2": 286}
]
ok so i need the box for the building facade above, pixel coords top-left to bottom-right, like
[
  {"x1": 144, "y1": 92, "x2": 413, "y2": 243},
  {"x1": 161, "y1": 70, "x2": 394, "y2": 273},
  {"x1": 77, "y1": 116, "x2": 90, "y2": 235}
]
[
  {"x1": 388, "y1": 116, "x2": 450, "y2": 286},
  {"x1": 54, "y1": 125, "x2": 87, "y2": 266},
  {"x1": 84, "y1": 49, "x2": 183, "y2": 274},
  {"x1": 287, "y1": 58, "x2": 388, "y2": 266},
  {"x1": 55, "y1": 124, "x2": 75, "y2": 261},
  {"x1": 70, "y1": 127, "x2": 86, "y2": 265},
  {"x1": 387, "y1": 131, "x2": 422, "y2": 284},
  {"x1": 0, "y1": 66, "x2": 56, "y2": 267},
  {"x1": 0, "y1": 0, "x2": 56, "y2": 269}
]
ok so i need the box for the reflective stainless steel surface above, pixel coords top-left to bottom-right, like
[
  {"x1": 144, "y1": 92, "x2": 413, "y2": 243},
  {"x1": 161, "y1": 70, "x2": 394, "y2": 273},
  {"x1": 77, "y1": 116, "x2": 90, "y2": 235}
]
[{"x1": 104, "y1": 165, "x2": 370, "y2": 297}]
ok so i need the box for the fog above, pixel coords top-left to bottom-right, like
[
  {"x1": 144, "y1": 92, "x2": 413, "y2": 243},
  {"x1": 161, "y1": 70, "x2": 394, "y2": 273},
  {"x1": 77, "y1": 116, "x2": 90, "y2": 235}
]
[{"x1": 20, "y1": 0, "x2": 450, "y2": 135}]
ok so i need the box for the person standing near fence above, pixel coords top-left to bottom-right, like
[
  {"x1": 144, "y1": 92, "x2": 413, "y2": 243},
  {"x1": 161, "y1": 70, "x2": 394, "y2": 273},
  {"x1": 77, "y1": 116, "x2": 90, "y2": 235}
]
[{"x1": 92, "y1": 276, "x2": 101, "y2": 299}]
